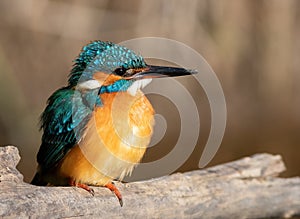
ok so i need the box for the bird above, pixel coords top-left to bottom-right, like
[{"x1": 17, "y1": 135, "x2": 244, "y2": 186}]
[{"x1": 31, "y1": 40, "x2": 195, "y2": 206}]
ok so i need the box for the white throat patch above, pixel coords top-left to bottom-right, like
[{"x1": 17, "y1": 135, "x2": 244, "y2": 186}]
[
  {"x1": 77, "y1": 80, "x2": 101, "y2": 90},
  {"x1": 127, "y1": 79, "x2": 152, "y2": 96}
]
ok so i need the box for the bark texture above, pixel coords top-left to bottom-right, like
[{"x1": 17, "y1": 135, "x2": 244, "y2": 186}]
[{"x1": 0, "y1": 146, "x2": 299, "y2": 218}]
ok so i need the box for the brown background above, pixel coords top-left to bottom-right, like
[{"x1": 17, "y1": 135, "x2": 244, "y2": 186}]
[{"x1": 0, "y1": 0, "x2": 299, "y2": 182}]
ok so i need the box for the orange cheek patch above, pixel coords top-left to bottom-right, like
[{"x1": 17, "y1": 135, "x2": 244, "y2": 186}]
[{"x1": 93, "y1": 72, "x2": 123, "y2": 86}]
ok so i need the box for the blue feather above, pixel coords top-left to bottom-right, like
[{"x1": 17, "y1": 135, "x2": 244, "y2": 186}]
[
  {"x1": 69, "y1": 41, "x2": 146, "y2": 87},
  {"x1": 37, "y1": 87, "x2": 97, "y2": 170}
]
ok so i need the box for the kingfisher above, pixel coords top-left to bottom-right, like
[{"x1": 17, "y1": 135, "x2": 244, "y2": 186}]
[{"x1": 31, "y1": 41, "x2": 195, "y2": 206}]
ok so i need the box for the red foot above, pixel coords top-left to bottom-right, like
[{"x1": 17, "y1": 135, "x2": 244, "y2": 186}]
[
  {"x1": 105, "y1": 182, "x2": 123, "y2": 207},
  {"x1": 68, "y1": 179, "x2": 95, "y2": 196}
]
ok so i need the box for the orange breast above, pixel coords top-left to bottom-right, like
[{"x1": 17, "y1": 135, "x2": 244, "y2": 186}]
[{"x1": 58, "y1": 91, "x2": 154, "y2": 185}]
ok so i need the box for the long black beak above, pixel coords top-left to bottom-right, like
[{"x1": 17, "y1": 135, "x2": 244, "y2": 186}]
[{"x1": 132, "y1": 65, "x2": 197, "y2": 79}]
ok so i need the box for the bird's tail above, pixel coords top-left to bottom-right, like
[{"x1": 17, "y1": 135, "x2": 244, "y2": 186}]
[{"x1": 31, "y1": 172, "x2": 47, "y2": 186}]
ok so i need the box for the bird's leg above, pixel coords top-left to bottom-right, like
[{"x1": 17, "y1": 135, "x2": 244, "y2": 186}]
[
  {"x1": 68, "y1": 178, "x2": 95, "y2": 196},
  {"x1": 105, "y1": 182, "x2": 123, "y2": 207}
]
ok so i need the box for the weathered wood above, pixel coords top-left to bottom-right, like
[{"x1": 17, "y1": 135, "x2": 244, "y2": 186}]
[{"x1": 0, "y1": 146, "x2": 299, "y2": 219}]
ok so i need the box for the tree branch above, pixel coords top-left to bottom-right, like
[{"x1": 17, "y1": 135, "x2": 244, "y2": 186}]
[{"x1": 0, "y1": 146, "x2": 299, "y2": 218}]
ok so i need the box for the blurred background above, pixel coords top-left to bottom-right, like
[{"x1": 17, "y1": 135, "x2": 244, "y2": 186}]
[{"x1": 0, "y1": 0, "x2": 299, "y2": 182}]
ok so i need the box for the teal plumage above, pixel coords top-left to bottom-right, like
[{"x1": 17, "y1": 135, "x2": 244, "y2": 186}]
[
  {"x1": 99, "y1": 79, "x2": 133, "y2": 94},
  {"x1": 37, "y1": 88, "x2": 93, "y2": 171},
  {"x1": 69, "y1": 41, "x2": 146, "y2": 86},
  {"x1": 68, "y1": 41, "x2": 113, "y2": 86}
]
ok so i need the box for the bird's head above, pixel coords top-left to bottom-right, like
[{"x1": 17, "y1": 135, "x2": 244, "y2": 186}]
[{"x1": 69, "y1": 41, "x2": 196, "y2": 96}]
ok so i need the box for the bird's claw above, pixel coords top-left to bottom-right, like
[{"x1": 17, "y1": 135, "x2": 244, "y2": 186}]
[
  {"x1": 105, "y1": 182, "x2": 123, "y2": 207},
  {"x1": 69, "y1": 179, "x2": 94, "y2": 196}
]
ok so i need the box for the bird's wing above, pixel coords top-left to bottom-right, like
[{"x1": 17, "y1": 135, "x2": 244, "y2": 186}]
[{"x1": 37, "y1": 87, "x2": 93, "y2": 171}]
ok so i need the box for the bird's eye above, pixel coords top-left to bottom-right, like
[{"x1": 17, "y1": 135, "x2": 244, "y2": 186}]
[{"x1": 114, "y1": 67, "x2": 126, "y2": 76}]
